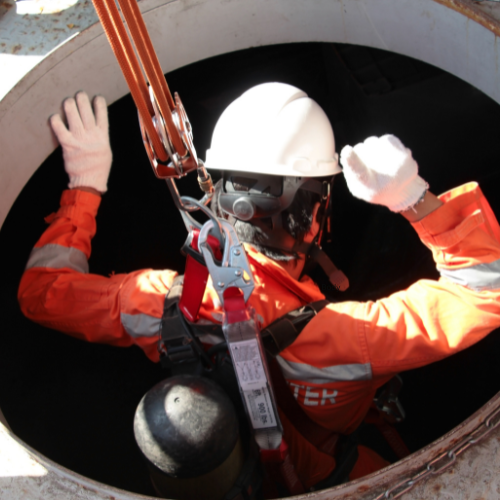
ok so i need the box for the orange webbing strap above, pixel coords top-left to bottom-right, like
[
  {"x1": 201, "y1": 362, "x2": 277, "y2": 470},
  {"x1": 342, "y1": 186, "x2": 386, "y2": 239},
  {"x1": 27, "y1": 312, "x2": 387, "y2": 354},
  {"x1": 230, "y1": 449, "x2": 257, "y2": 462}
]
[
  {"x1": 91, "y1": 0, "x2": 186, "y2": 162},
  {"x1": 268, "y1": 358, "x2": 340, "y2": 456},
  {"x1": 364, "y1": 406, "x2": 411, "y2": 460},
  {"x1": 116, "y1": 0, "x2": 174, "y2": 109},
  {"x1": 91, "y1": 0, "x2": 165, "y2": 161},
  {"x1": 114, "y1": 0, "x2": 185, "y2": 155},
  {"x1": 260, "y1": 440, "x2": 305, "y2": 497}
]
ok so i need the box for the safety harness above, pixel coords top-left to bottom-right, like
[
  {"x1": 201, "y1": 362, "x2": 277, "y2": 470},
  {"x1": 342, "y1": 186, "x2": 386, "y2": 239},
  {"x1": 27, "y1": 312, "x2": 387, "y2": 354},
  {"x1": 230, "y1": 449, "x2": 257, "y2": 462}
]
[
  {"x1": 158, "y1": 229, "x2": 409, "y2": 496},
  {"x1": 159, "y1": 276, "x2": 348, "y2": 495}
]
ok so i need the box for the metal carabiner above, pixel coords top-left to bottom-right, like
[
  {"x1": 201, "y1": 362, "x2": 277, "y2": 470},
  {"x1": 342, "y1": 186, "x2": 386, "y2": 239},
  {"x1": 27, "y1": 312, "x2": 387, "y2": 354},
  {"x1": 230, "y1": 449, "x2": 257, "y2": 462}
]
[{"x1": 198, "y1": 219, "x2": 255, "y2": 305}]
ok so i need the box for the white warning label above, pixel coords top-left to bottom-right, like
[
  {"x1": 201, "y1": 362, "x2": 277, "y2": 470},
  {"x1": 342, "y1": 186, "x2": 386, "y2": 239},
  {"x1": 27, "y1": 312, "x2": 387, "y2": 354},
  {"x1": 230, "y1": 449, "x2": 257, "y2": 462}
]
[
  {"x1": 229, "y1": 339, "x2": 277, "y2": 429},
  {"x1": 230, "y1": 339, "x2": 267, "y2": 390},
  {"x1": 243, "y1": 386, "x2": 277, "y2": 429}
]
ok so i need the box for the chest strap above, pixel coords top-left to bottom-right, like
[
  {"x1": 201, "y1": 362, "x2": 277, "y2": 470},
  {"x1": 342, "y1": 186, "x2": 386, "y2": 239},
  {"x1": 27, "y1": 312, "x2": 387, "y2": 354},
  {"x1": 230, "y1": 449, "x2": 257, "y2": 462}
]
[
  {"x1": 159, "y1": 282, "x2": 339, "y2": 451},
  {"x1": 160, "y1": 276, "x2": 329, "y2": 365},
  {"x1": 159, "y1": 275, "x2": 220, "y2": 371}
]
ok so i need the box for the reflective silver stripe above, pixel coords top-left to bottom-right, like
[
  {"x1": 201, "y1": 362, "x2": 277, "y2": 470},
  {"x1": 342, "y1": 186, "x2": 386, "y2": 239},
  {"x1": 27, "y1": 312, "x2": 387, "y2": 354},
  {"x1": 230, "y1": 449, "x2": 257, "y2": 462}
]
[
  {"x1": 439, "y1": 258, "x2": 500, "y2": 291},
  {"x1": 276, "y1": 356, "x2": 372, "y2": 384},
  {"x1": 121, "y1": 313, "x2": 161, "y2": 338},
  {"x1": 25, "y1": 244, "x2": 89, "y2": 274}
]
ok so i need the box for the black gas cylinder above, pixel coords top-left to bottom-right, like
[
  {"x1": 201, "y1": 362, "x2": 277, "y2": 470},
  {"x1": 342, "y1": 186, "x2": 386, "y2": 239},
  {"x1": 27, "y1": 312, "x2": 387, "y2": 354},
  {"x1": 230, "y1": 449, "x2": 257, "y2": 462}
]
[{"x1": 133, "y1": 374, "x2": 244, "y2": 500}]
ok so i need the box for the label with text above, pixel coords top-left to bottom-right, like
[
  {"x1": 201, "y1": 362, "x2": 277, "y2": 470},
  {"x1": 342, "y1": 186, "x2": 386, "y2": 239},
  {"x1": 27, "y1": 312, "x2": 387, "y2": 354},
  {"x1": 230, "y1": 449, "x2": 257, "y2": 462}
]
[
  {"x1": 230, "y1": 339, "x2": 268, "y2": 390},
  {"x1": 243, "y1": 386, "x2": 277, "y2": 429}
]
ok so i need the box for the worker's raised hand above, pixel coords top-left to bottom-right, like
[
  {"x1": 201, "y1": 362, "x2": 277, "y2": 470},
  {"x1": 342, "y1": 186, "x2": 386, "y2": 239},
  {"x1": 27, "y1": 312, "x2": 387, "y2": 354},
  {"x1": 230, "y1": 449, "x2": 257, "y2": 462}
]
[
  {"x1": 340, "y1": 135, "x2": 428, "y2": 213},
  {"x1": 50, "y1": 91, "x2": 112, "y2": 194}
]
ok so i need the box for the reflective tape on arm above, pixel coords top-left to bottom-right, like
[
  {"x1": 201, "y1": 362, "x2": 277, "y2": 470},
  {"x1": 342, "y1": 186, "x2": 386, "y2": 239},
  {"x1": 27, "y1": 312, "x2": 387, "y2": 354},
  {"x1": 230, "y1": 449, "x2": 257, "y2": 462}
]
[
  {"x1": 121, "y1": 312, "x2": 161, "y2": 338},
  {"x1": 25, "y1": 244, "x2": 89, "y2": 274},
  {"x1": 439, "y1": 258, "x2": 500, "y2": 291}
]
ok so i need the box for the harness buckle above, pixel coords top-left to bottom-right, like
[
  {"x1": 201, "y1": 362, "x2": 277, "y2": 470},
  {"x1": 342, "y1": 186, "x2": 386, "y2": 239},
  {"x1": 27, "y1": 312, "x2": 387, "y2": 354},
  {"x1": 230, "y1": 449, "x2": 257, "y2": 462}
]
[
  {"x1": 158, "y1": 339, "x2": 199, "y2": 370},
  {"x1": 374, "y1": 375, "x2": 406, "y2": 424}
]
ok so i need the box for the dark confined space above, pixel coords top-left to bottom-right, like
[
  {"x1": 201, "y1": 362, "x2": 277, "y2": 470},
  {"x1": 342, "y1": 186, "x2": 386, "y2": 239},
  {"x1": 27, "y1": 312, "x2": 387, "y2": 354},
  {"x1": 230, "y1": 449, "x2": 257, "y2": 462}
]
[{"x1": 0, "y1": 42, "x2": 500, "y2": 496}]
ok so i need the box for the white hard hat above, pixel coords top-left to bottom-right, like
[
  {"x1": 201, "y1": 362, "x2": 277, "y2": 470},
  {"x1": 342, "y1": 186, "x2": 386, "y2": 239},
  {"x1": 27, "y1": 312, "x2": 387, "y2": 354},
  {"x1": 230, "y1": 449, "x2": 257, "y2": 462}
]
[{"x1": 205, "y1": 82, "x2": 341, "y2": 177}]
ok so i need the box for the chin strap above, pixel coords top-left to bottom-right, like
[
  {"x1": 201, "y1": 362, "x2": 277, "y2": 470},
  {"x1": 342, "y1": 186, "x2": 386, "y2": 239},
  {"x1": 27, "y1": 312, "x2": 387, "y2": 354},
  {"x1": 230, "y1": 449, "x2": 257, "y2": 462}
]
[
  {"x1": 307, "y1": 245, "x2": 349, "y2": 291},
  {"x1": 241, "y1": 219, "x2": 349, "y2": 292}
]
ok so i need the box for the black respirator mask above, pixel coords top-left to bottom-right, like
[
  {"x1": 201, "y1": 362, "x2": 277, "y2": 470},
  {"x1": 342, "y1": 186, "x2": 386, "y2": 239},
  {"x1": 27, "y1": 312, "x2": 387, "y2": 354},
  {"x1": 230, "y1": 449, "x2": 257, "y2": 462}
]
[
  {"x1": 218, "y1": 171, "x2": 349, "y2": 291},
  {"x1": 219, "y1": 170, "x2": 325, "y2": 226}
]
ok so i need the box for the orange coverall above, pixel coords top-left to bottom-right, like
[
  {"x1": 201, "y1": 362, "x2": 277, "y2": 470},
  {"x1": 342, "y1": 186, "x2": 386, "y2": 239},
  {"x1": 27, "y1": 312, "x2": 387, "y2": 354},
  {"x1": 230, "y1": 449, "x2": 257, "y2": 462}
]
[{"x1": 18, "y1": 182, "x2": 500, "y2": 488}]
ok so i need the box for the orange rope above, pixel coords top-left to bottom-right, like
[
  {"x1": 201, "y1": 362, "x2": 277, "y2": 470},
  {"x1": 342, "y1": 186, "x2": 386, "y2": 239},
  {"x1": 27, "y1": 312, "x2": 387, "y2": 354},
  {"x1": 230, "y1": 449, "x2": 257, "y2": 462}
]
[
  {"x1": 115, "y1": 0, "x2": 186, "y2": 156},
  {"x1": 91, "y1": 0, "x2": 169, "y2": 163},
  {"x1": 116, "y1": 0, "x2": 175, "y2": 109}
]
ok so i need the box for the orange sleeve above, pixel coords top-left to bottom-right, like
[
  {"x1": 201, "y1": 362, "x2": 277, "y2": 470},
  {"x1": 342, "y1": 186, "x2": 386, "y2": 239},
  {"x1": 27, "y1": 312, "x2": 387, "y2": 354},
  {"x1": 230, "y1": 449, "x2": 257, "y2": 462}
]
[
  {"x1": 364, "y1": 182, "x2": 500, "y2": 375},
  {"x1": 412, "y1": 182, "x2": 500, "y2": 269},
  {"x1": 18, "y1": 189, "x2": 176, "y2": 362},
  {"x1": 284, "y1": 183, "x2": 500, "y2": 378}
]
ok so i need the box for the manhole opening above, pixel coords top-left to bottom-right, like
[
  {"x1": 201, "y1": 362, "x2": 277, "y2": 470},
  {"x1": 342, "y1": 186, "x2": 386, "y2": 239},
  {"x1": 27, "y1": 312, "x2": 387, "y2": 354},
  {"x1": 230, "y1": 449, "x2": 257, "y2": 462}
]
[{"x1": 1, "y1": 42, "x2": 500, "y2": 496}]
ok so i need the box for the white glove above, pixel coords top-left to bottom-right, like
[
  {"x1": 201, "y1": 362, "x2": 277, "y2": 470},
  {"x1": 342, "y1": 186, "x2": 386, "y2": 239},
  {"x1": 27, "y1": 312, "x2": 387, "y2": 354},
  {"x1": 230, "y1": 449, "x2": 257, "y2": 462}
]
[
  {"x1": 340, "y1": 135, "x2": 428, "y2": 212},
  {"x1": 50, "y1": 91, "x2": 112, "y2": 193}
]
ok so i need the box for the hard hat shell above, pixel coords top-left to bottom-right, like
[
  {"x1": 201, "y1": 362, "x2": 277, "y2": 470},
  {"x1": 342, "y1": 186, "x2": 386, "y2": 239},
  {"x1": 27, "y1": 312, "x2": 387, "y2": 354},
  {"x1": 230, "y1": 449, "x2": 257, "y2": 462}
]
[{"x1": 205, "y1": 82, "x2": 341, "y2": 177}]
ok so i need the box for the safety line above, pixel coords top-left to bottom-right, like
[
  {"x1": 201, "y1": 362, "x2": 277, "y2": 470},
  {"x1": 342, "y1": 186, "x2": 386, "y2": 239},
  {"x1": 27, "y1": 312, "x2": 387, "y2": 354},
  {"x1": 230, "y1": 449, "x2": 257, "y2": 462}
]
[
  {"x1": 91, "y1": 0, "x2": 187, "y2": 164},
  {"x1": 115, "y1": 0, "x2": 186, "y2": 156}
]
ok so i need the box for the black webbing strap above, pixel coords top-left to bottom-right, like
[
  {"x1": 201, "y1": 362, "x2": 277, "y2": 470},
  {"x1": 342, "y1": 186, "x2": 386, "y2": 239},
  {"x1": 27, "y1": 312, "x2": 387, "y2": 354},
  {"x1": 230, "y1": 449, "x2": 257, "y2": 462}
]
[
  {"x1": 159, "y1": 275, "x2": 185, "y2": 344},
  {"x1": 308, "y1": 246, "x2": 349, "y2": 291},
  {"x1": 260, "y1": 300, "x2": 329, "y2": 357},
  {"x1": 312, "y1": 436, "x2": 359, "y2": 490},
  {"x1": 240, "y1": 219, "x2": 349, "y2": 292},
  {"x1": 159, "y1": 275, "x2": 219, "y2": 370},
  {"x1": 161, "y1": 279, "x2": 330, "y2": 361}
]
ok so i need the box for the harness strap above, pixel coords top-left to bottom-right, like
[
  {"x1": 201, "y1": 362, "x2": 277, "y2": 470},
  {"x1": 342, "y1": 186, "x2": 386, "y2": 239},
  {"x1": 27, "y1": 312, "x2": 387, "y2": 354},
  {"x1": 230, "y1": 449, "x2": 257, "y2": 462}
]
[
  {"x1": 268, "y1": 357, "x2": 360, "y2": 488},
  {"x1": 258, "y1": 300, "x2": 361, "y2": 486},
  {"x1": 159, "y1": 276, "x2": 196, "y2": 369},
  {"x1": 261, "y1": 300, "x2": 329, "y2": 357},
  {"x1": 268, "y1": 359, "x2": 341, "y2": 456},
  {"x1": 242, "y1": 219, "x2": 349, "y2": 292},
  {"x1": 311, "y1": 437, "x2": 359, "y2": 490},
  {"x1": 159, "y1": 275, "x2": 219, "y2": 370},
  {"x1": 309, "y1": 246, "x2": 349, "y2": 291},
  {"x1": 364, "y1": 406, "x2": 411, "y2": 460},
  {"x1": 163, "y1": 275, "x2": 184, "y2": 311},
  {"x1": 179, "y1": 230, "x2": 222, "y2": 322}
]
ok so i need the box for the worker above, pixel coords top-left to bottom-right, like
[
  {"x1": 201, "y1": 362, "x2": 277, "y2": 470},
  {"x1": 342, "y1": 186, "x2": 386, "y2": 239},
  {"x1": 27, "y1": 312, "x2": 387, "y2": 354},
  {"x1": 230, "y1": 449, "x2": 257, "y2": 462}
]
[{"x1": 18, "y1": 84, "x2": 500, "y2": 492}]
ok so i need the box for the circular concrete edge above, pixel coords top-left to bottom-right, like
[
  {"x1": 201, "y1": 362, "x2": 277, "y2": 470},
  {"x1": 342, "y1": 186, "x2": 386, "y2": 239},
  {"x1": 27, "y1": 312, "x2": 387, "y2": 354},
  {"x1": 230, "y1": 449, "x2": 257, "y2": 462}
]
[
  {"x1": 1, "y1": 0, "x2": 500, "y2": 498},
  {"x1": 1, "y1": 393, "x2": 499, "y2": 499},
  {"x1": 1, "y1": 0, "x2": 500, "y2": 230}
]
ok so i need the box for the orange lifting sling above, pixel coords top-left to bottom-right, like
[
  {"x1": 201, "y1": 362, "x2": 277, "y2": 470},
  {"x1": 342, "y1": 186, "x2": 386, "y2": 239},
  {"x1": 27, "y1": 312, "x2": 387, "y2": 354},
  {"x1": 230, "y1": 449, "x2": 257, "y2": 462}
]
[{"x1": 91, "y1": 0, "x2": 196, "y2": 179}]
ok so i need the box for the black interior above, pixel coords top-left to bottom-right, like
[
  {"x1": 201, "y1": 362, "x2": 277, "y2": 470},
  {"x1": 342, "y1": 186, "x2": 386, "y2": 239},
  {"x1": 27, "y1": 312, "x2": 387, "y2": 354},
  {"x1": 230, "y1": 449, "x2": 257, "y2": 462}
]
[{"x1": 1, "y1": 42, "x2": 500, "y2": 496}]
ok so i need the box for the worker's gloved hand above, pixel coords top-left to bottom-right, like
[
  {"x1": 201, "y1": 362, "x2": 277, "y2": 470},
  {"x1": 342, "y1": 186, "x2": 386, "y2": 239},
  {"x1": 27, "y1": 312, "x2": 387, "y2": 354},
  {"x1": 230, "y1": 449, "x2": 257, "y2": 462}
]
[
  {"x1": 50, "y1": 91, "x2": 112, "y2": 193},
  {"x1": 340, "y1": 135, "x2": 428, "y2": 212}
]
